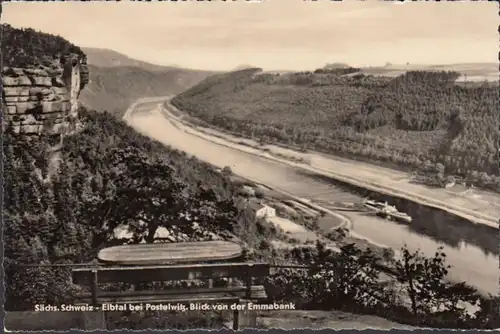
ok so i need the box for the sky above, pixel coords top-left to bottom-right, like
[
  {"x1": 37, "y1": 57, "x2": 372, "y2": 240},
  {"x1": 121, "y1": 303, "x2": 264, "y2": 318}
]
[{"x1": 3, "y1": 0, "x2": 498, "y2": 71}]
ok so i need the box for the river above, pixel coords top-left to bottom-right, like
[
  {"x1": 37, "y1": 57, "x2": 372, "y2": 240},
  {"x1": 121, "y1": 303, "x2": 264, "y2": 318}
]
[{"x1": 126, "y1": 105, "x2": 499, "y2": 296}]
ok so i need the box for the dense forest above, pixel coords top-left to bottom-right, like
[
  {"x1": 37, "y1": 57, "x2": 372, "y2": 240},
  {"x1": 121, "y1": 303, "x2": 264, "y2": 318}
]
[
  {"x1": 172, "y1": 68, "x2": 500, "y2": 192},
  {"x1": 2, "y1": 23, "x2": 86, "y2": 67}
]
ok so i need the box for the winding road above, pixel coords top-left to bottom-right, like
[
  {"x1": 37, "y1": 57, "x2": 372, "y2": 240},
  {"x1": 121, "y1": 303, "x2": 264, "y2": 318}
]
[{"x1": 123, "y1": 97, "x2": 499, "y2": 296}]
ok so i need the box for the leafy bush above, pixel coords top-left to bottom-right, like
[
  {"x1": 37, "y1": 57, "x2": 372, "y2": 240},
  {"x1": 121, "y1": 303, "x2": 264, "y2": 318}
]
[{"x1": 266, "y1": 242, "x2": 500, "y2": 329}]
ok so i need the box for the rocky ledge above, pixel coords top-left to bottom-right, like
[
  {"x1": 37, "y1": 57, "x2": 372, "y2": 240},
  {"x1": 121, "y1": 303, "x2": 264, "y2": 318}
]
[{"x1": 2, "y1": 53, "x2": 89, "y2": 147}]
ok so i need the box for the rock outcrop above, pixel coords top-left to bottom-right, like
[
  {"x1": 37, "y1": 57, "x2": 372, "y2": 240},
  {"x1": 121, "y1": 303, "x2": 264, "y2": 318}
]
[{"x1": 2, "y1": 53, "x2": 89, "y2": 149}]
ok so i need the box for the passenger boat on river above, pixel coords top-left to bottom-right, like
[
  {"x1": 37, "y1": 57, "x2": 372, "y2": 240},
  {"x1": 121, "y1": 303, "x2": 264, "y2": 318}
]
[{"x1": 363, "y1": 199, "x2": 412, "y2": 223}]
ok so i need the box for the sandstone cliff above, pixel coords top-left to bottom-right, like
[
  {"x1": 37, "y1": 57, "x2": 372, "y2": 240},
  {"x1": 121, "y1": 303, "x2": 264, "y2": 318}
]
[{"x1": 3, "y1": 53, "x2": 89, "y2": 149}]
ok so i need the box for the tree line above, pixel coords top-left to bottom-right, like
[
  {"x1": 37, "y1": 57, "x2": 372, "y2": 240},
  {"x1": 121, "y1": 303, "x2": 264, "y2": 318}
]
[{"x1": 2, "y1": 23, "x2": 86, "y2": 68}]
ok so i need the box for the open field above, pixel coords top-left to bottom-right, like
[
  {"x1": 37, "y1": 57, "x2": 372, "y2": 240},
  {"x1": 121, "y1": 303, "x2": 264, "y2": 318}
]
[{"x1": 268, "y1": 216, "x2": 308, "y2": 233}]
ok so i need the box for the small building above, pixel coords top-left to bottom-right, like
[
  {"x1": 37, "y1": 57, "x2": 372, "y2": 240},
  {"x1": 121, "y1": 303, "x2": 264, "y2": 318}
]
[{"x1": 248, "y1": 201, "x2": 276, "y2": 220}]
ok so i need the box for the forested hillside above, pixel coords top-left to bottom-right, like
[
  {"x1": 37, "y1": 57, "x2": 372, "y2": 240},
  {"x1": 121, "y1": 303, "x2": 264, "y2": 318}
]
[
  {"x1": 172, "y1": 68, "x2": 500, "y2": 191},
  {"x1": 80, "y1": 48, "x2": 217, "y2": 117},
  {"x1": 80, "y1": 65, "x2": 213, "y2": 117},
  {"x1": 3, "y1": 107, "x2": 247, "y2": 311}
]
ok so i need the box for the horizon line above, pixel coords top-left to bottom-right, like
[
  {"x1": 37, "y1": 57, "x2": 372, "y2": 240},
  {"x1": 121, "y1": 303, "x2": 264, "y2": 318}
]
[{"x1": 82, "y1": 47, "x2": 497, "y2": 72}]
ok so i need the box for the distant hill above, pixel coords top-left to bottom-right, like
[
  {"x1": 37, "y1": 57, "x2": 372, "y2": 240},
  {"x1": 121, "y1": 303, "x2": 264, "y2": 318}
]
[
  {"x1": 82, "y1": 47, "x2": 183, "y2": 72},
  {"x1": 323, "y1": 62, "x2": 351, "y2": 69},
  {"x1": 315, "y1": 61, "x2": 498, "y2": 82},
  {"x1": 361, "y1": 63, "x2": 498, "y2": 82},
  {"x1": 172, "y1": 65, "x2": 499, "y2": 192},
  {"x1": 232, "y1": 64, "x2": 257, "y2": 71},
  {"x1": 80, "y1": 48, "x2": 218, "y2": 116}
]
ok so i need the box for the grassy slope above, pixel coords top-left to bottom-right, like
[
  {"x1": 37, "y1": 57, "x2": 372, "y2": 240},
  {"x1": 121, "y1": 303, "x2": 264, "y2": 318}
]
[
  {"x1": 80, "y1": 48, "x2": 217, "y2": 117},
  {"x1": 172, "y1": 67, "x2": 500, "y2": 191}
]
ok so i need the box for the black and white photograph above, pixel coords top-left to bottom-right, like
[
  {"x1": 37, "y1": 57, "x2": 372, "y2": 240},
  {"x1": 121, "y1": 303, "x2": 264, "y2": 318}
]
[{"x1": 2, "y1": 0, "x2": 499, "y2": 331}]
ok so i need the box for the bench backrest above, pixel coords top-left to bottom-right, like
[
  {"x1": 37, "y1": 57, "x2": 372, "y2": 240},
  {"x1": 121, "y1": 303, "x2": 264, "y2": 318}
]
[{"x1": 72, "y1": 262, "x2": 270, "y2": 286}]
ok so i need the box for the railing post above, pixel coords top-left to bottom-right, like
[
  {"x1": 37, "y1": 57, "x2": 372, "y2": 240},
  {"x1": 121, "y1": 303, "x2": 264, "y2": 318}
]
[
  {"x1": 91, "y1": 269, "x2": 98, "y2": 306},
  {"x1": 83, "y1": 268, "x2": 105, "y2": 330},
  {"x1": 232, "y1": 306, "x2": 240, "y2": 330},
  {"x1": 245, "y1": 267, "x2": 252, "y2": 299}
]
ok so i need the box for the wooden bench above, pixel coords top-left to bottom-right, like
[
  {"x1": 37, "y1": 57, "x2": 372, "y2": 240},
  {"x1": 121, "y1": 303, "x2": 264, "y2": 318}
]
[{"x1": 72, "y1": 262, "x2": 270, "y2": 330}]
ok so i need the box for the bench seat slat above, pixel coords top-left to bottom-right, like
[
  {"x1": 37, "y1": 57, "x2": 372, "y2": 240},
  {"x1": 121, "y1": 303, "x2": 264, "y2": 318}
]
[
  {"x1": 76, "y1": 285, "x2": 265, "y2": 299},
  {"x1": 73, "y1": 263, "x2": 270, "y2": 285},
  {"x1": 75, "y1": 286, "x2": 267, "y2": 305}
]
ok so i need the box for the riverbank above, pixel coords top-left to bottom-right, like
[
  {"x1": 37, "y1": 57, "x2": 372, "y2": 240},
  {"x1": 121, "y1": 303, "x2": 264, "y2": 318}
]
[
  {"x1": 124, "y1": 98, "x2": 498, "y2": 295},
  {"x1": 162, "y1": 100, "x2": 498, "y2": 229},
  {"x1": 252, "y1": 182, "x2": 393, "y2": 253},
  {"x1": 125, "y1": 98, "x2": 394, "y2": 256},
  {"x1": 160, "y1": 102, "x2": 498, "y2": 255},
  {"x1": 157, "y1": 106, "x2": 397, "y2": 253}
]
